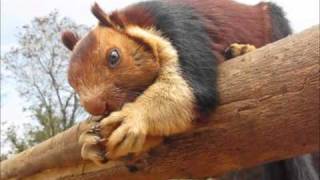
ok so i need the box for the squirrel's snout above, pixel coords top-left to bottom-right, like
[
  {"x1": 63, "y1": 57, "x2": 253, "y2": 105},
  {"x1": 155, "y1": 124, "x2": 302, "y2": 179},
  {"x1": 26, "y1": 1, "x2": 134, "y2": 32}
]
[{"x1": 83, "y1": 98, "x2": 109, "y2": 116}]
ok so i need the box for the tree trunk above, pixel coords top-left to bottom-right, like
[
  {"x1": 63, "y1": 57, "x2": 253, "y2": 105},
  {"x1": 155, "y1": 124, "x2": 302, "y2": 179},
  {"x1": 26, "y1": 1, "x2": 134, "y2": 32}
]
[{"x1": 1, "y1": 26, "x2": 319, "y2": 180}]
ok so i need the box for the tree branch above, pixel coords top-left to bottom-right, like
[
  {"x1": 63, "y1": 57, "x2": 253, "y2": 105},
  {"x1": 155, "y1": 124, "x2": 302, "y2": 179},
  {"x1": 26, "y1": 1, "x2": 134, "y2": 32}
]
[
  {"x1": 47, "y1": 70, "x2": 68, "y2": 128},
  {"x1": 31, "y1": 80, "x2": 50, "y2": 110},
  {"x1": 1, "y1": 26, "x2": 319, "y2": 180},
  {"x1": 68, "y1": 93, "x2": 79, "y2": 127}
]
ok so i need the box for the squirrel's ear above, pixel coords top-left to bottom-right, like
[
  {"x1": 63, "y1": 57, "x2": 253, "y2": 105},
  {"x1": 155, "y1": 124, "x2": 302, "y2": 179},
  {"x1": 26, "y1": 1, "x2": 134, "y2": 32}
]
[
  {"x1": 91, "y1": 3, "x2": 113, "y2": 27},
  {"x1": 61, "y1": 31, "x2": 79, "y2": 51},
  {"x1": 126, "y1": 27, "x2": 160, "y2": 63}
]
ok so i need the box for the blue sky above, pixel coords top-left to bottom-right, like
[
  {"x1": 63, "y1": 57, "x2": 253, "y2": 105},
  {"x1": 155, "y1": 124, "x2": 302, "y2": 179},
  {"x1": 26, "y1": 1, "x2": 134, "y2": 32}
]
[{"x1": 1, "y1": 0, "x2": 319, "y2": 154}]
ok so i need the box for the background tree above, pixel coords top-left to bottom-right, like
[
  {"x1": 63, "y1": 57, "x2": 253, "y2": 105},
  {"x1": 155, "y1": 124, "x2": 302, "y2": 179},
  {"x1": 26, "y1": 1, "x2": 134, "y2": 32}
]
[{"x1": 1, "y1": 11, "x2": 89, "y2": 154}]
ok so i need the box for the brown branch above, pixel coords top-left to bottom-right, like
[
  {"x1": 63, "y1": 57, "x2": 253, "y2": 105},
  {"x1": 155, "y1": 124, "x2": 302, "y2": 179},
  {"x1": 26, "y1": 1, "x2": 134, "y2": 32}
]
[{"x1": 1, "y1": 26, "x2": 319, "y2": 180}]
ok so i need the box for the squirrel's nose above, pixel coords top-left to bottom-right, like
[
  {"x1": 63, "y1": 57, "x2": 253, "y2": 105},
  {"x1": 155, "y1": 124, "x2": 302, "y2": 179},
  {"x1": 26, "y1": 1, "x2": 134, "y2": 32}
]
[{"x1": 83, "y1": 98, "x2": 109, "y2": 116}]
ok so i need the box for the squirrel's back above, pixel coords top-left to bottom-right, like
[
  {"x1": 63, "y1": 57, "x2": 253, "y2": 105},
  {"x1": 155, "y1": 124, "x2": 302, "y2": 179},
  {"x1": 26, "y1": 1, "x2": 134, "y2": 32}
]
[{"x1": 111, "y1": 0, "x2": 291, "y2": 61}]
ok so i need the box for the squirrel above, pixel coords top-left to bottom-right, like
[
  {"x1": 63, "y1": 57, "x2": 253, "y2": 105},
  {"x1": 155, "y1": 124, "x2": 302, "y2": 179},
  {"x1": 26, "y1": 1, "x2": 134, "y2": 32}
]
[{"x1": 61, "y1": 0, "x2": 291, "y2": 164}]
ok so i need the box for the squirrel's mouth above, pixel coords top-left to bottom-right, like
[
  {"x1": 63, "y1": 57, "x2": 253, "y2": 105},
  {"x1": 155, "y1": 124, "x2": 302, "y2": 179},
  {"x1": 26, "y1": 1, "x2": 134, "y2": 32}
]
[
  {"x1": 86, "y1": 89, "x2": 144, "y2": 121},
  {"x1": 103, "y1": 111, "x2": 110, "y2": 117},
  {"x1": 88, "y1": 112, "x2": 109, "y2": 122}
]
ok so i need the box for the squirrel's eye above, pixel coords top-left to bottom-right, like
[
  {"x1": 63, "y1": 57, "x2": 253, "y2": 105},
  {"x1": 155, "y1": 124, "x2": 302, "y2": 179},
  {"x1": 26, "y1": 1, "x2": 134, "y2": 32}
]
[{"x1": 108, "y1": 49, "x2": 120, "y2": 68}]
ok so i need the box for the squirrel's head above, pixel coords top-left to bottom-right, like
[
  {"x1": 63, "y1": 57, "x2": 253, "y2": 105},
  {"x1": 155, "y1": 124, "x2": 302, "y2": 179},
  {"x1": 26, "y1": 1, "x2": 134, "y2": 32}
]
[{"x1": 61, "y1": 3, "x2": 160, "y2": 116}]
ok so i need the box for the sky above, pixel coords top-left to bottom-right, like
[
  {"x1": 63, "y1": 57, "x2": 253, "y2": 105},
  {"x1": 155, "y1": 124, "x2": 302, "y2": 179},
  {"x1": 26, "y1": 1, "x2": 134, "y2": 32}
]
[{"x1": 0, "y1": 0, "x2": 319, "y2": 154}]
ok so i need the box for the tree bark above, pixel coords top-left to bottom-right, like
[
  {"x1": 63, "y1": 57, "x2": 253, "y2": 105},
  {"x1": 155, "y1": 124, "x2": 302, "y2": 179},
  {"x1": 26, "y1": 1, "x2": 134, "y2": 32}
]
[{"x1": 1, "y1": 26, "x2": 319, "y2": 180}]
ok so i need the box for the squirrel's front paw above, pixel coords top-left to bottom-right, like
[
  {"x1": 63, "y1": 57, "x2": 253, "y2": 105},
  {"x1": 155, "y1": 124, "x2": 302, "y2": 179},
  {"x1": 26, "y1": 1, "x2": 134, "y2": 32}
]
[
  {"x1": 79, "y1": 123, "x2": 107, "y2": 164},
  {"x1": 79, "y1": 121, "x2": 117, "y2": 164},
  {"x1": 100, "y1": 107, "x2": 148, "y2": 160}
]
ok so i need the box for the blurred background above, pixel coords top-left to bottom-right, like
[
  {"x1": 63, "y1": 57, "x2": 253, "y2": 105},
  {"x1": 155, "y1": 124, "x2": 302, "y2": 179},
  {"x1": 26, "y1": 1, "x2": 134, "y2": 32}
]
[{"x1": 0, "y1": 0, "x2": 319, "y2": 165}]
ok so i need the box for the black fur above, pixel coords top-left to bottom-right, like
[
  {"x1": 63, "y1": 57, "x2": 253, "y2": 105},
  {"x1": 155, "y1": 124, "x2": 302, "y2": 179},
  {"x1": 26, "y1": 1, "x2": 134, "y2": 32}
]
[
  {"x1": 264, "y1": 155, "x2": 319, "y2": 180},
  {"x1": 224, "y1": 47, "x2": 234, "y2": 60},
  {"x1": 126, "y1": 164, "x2": 139, "y2": 173},
  {"x1": 267, "y1": 2, "x2": 292, "y2": 41},
  {"x1": 137, "y1": 1, "x2": 219, "y2": 114}
]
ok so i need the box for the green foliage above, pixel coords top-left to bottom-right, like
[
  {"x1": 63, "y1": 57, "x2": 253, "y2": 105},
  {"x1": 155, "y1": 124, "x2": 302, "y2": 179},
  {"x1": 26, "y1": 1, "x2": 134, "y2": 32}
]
[
  {"x1": 1, "y1": 11, "x2": 89, "y2": 154},
  {"x1": 4, "y1": 125, "x2": 30, "y2": 153}
]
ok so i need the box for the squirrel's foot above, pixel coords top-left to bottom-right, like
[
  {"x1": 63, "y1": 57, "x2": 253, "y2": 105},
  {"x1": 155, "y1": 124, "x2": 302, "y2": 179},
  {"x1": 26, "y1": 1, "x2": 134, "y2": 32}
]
[
  {"x1": 225, "y1": 43, "x2": 256, "y2": 59},
  {"x1": 79, "y1": 123, "x2": 110, "y2": 164}
]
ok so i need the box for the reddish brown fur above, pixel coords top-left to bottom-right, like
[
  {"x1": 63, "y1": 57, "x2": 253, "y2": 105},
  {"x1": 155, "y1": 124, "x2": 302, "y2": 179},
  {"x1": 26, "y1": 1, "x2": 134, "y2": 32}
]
[
  {"x1": 67, "y1": 27, "x2": 160, "y2": 115},
  {"x1": 91, "y1": 2, "x2": 114, "y2": 27},
  {"x1": 110, "y1": 6, "x2": 154, "y2": 28},
  {"x1": 61, "y1": 31, "x2": 79, "y2": 50},
  {"x1": 182, "y1": 0, "x2": 273, "y2": 56}
]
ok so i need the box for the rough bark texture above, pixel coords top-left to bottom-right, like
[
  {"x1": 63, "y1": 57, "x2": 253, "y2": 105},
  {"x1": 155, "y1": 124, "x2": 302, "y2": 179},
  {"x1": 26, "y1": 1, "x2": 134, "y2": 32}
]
[{"x1": 1, "y1": 26, "x2": 319, "y2": 180}]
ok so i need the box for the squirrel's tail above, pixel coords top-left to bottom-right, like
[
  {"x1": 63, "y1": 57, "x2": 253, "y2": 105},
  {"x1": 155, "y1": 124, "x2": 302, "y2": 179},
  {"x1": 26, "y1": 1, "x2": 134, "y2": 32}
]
[{"x1": 263, "y1": 154, "x2": 319, "y2": 180}]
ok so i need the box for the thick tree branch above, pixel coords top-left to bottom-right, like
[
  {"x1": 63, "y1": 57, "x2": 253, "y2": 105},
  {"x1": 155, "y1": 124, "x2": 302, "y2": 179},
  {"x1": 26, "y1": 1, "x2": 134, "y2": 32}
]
[{"x1": 1, "y1": 26, "x2": 319, "y2": 180}]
